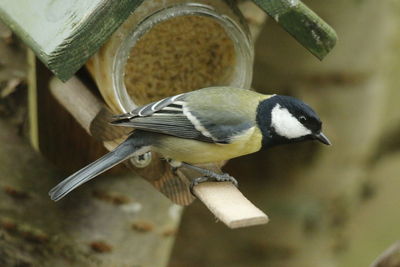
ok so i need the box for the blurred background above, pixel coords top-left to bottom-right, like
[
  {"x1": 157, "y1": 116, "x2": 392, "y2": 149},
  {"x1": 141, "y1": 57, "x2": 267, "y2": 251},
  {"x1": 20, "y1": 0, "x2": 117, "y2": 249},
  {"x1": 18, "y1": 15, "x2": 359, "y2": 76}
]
[{"x1": 0, "y1": 0, "x2": 400, "y2": 266}]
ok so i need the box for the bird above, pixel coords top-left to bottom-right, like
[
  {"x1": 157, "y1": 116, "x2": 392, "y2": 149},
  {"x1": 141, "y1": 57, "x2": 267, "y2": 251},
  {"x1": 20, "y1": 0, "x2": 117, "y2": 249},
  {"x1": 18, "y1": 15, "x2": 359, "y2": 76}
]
[{"x1": 49, "y1": 87, "x2": 331, "y2": 201}]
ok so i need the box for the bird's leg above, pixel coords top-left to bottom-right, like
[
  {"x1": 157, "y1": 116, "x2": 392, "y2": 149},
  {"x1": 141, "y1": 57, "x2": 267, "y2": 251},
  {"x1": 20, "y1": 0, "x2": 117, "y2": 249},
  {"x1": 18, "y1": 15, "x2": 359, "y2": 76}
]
[
  {"x1": 180, "y1": 163, "x2": 238, "y2": 195},
  {"x1": 166, "y1": 158, "x2": 182, "y2": 174}
]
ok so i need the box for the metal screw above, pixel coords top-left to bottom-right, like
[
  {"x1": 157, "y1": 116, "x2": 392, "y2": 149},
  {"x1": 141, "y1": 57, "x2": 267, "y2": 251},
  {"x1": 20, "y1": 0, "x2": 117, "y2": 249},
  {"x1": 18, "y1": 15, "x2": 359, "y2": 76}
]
[{"x1": 130, "y1": 152, "x2": 152, "y2": 168}]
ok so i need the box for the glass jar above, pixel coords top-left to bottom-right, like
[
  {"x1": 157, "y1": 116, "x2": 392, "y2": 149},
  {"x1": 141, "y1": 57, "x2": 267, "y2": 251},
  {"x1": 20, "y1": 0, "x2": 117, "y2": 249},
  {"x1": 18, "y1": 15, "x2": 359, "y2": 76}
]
[{"x1": 87, "y1": 0, "x2": 254, "y2": 113}]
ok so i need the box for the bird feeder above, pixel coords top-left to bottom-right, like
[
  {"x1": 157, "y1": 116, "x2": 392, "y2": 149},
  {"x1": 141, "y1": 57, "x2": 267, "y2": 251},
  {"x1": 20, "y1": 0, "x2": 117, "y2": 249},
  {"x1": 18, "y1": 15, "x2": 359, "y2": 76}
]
[
  {"x1": 0, "y1": 0, "x2": 337, "y2": 228},
  {"x1": 87, "y1": 0, "x2": 254, "y2": 113}
]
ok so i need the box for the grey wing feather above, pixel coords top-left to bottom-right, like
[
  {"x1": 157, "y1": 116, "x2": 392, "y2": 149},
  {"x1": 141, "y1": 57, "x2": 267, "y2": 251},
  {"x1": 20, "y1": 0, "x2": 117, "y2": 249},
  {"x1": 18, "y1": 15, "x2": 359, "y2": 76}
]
[
  {"x1": 188, "y1": 109, "x2": 253, "y2": 142},
  {"x1": 180, "y1": 88, "x2": 258, "y2": 143},
  {"x1": 113, "y1": 93, "x2": 186, "y2": 120},
  {"x1": 111, "y1": 93, "x2": 215, "y2": 143},
  {"x1": 121, "y1": 116, "x2": 214, "y2": 143},
  {"x1": 111, "y1": 89, "x2": 255, "y2": 144}
]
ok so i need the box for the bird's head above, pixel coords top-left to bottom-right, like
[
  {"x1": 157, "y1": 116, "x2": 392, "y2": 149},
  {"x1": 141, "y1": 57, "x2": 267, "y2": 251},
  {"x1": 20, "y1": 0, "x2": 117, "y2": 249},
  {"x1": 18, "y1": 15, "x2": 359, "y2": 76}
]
[{"x1": 257, "y1": 95, "x2": 331, "y2": 148}]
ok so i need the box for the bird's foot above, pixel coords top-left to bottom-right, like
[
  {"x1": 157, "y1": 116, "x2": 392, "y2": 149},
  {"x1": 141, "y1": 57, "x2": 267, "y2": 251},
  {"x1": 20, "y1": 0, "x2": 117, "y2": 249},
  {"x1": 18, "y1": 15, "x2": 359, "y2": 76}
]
[
  {"x1": 178, "y1": 162, "x2": 239, "y2": 195},
  {"x1": 212, "y1": 173, "x2": 239, "y2": 187},
  {"x1": 189, "y1": 171, "x2": 238, "y2": 196}
]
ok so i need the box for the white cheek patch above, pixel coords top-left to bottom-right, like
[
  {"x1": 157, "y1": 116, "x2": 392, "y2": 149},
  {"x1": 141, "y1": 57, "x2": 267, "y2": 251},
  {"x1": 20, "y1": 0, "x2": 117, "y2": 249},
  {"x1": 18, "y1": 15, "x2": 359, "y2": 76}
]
[{"x1": 271, "y1": 104, "x2": 311, "y2": 139}]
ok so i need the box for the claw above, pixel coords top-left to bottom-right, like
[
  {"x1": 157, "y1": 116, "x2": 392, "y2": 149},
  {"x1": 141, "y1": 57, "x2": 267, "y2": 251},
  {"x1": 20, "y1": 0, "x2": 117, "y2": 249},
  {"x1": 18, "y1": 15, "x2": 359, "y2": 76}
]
[{"x1": 214, "y1": 173, "x2": 238, "y2": 186}]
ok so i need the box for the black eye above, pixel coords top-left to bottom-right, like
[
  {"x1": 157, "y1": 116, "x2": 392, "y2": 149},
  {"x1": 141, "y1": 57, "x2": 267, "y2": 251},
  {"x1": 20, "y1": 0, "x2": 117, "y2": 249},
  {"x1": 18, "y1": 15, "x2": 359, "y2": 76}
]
[{"x1": 299, "y1": 116, "x2": 307, "y2": 123}]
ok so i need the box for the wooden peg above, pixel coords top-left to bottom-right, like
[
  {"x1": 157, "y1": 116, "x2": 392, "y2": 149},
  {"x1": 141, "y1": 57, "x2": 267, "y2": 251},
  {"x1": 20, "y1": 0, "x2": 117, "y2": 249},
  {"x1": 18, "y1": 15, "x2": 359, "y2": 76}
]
[
  {"x1": 177, "y1": 164, "x2": 269, "y2": 228},
  {"x1": 49, "y1": 76, "x2": 269, "y2": 228},
  {"x1": 194, "y1": 182, "x2": 269, "y2": 228}
]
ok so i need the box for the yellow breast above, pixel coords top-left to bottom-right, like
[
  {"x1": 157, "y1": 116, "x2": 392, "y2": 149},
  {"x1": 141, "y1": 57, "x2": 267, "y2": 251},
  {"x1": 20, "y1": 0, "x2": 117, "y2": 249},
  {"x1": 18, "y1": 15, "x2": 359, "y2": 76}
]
[{"x1": 154, "y1": 127, "x2": 263, "y2": 164}]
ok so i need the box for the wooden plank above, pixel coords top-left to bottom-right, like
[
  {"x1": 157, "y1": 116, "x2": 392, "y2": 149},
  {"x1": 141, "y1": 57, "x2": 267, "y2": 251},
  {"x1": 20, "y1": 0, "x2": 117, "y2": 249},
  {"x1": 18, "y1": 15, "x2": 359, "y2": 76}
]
[
  {"x1": 252, "y1": 0, "x2": 337, "y2": 59},
  {"x1": 0, "y1": 0, "x2": 143, "y2": 81},
  {"x1": 193, "y1": 182, "x2": 269, "y2": 228},
  {"x1": 34, "y1": 60, "x2": 111, "y2": 174}
]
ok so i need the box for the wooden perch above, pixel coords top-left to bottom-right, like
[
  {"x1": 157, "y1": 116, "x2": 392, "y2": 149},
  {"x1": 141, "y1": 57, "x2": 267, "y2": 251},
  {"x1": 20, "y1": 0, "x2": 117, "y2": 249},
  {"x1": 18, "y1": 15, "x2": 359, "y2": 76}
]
[
  {"x1": 49, "y1": 76, "x2": 269, "y2": 229},
  {"x1": 194, "y1": 182, "x2": 269, "y2": 228}
]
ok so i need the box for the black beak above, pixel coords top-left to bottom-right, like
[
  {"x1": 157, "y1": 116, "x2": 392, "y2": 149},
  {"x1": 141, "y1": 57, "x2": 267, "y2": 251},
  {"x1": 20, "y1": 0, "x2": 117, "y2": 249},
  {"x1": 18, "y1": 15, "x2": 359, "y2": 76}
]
[{"x1": 314, "y1": 132, "x2": 331, "y2": 145}]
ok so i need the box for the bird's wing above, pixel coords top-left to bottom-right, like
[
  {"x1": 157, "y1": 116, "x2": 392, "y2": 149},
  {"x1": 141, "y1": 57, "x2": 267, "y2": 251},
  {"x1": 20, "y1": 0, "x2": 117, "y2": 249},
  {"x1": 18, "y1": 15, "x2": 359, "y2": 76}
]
[{"x1": 111, "y1": 88, "x2": 258, "y2": 144}]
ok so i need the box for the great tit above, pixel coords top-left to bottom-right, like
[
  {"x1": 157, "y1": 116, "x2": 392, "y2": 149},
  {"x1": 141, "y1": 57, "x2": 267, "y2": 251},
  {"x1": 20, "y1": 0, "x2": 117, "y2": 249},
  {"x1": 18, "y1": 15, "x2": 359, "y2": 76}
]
[{"x1": 49, "y1": 87, "x2": 330, "y2": 201}]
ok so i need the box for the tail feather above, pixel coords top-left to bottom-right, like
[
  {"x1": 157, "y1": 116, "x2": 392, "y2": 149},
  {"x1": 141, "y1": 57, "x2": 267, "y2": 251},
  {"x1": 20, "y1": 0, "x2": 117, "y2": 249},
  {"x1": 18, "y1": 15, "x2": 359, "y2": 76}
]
[{"x1": 49, "y1": 135, "x2": 150, "y2": 201}]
